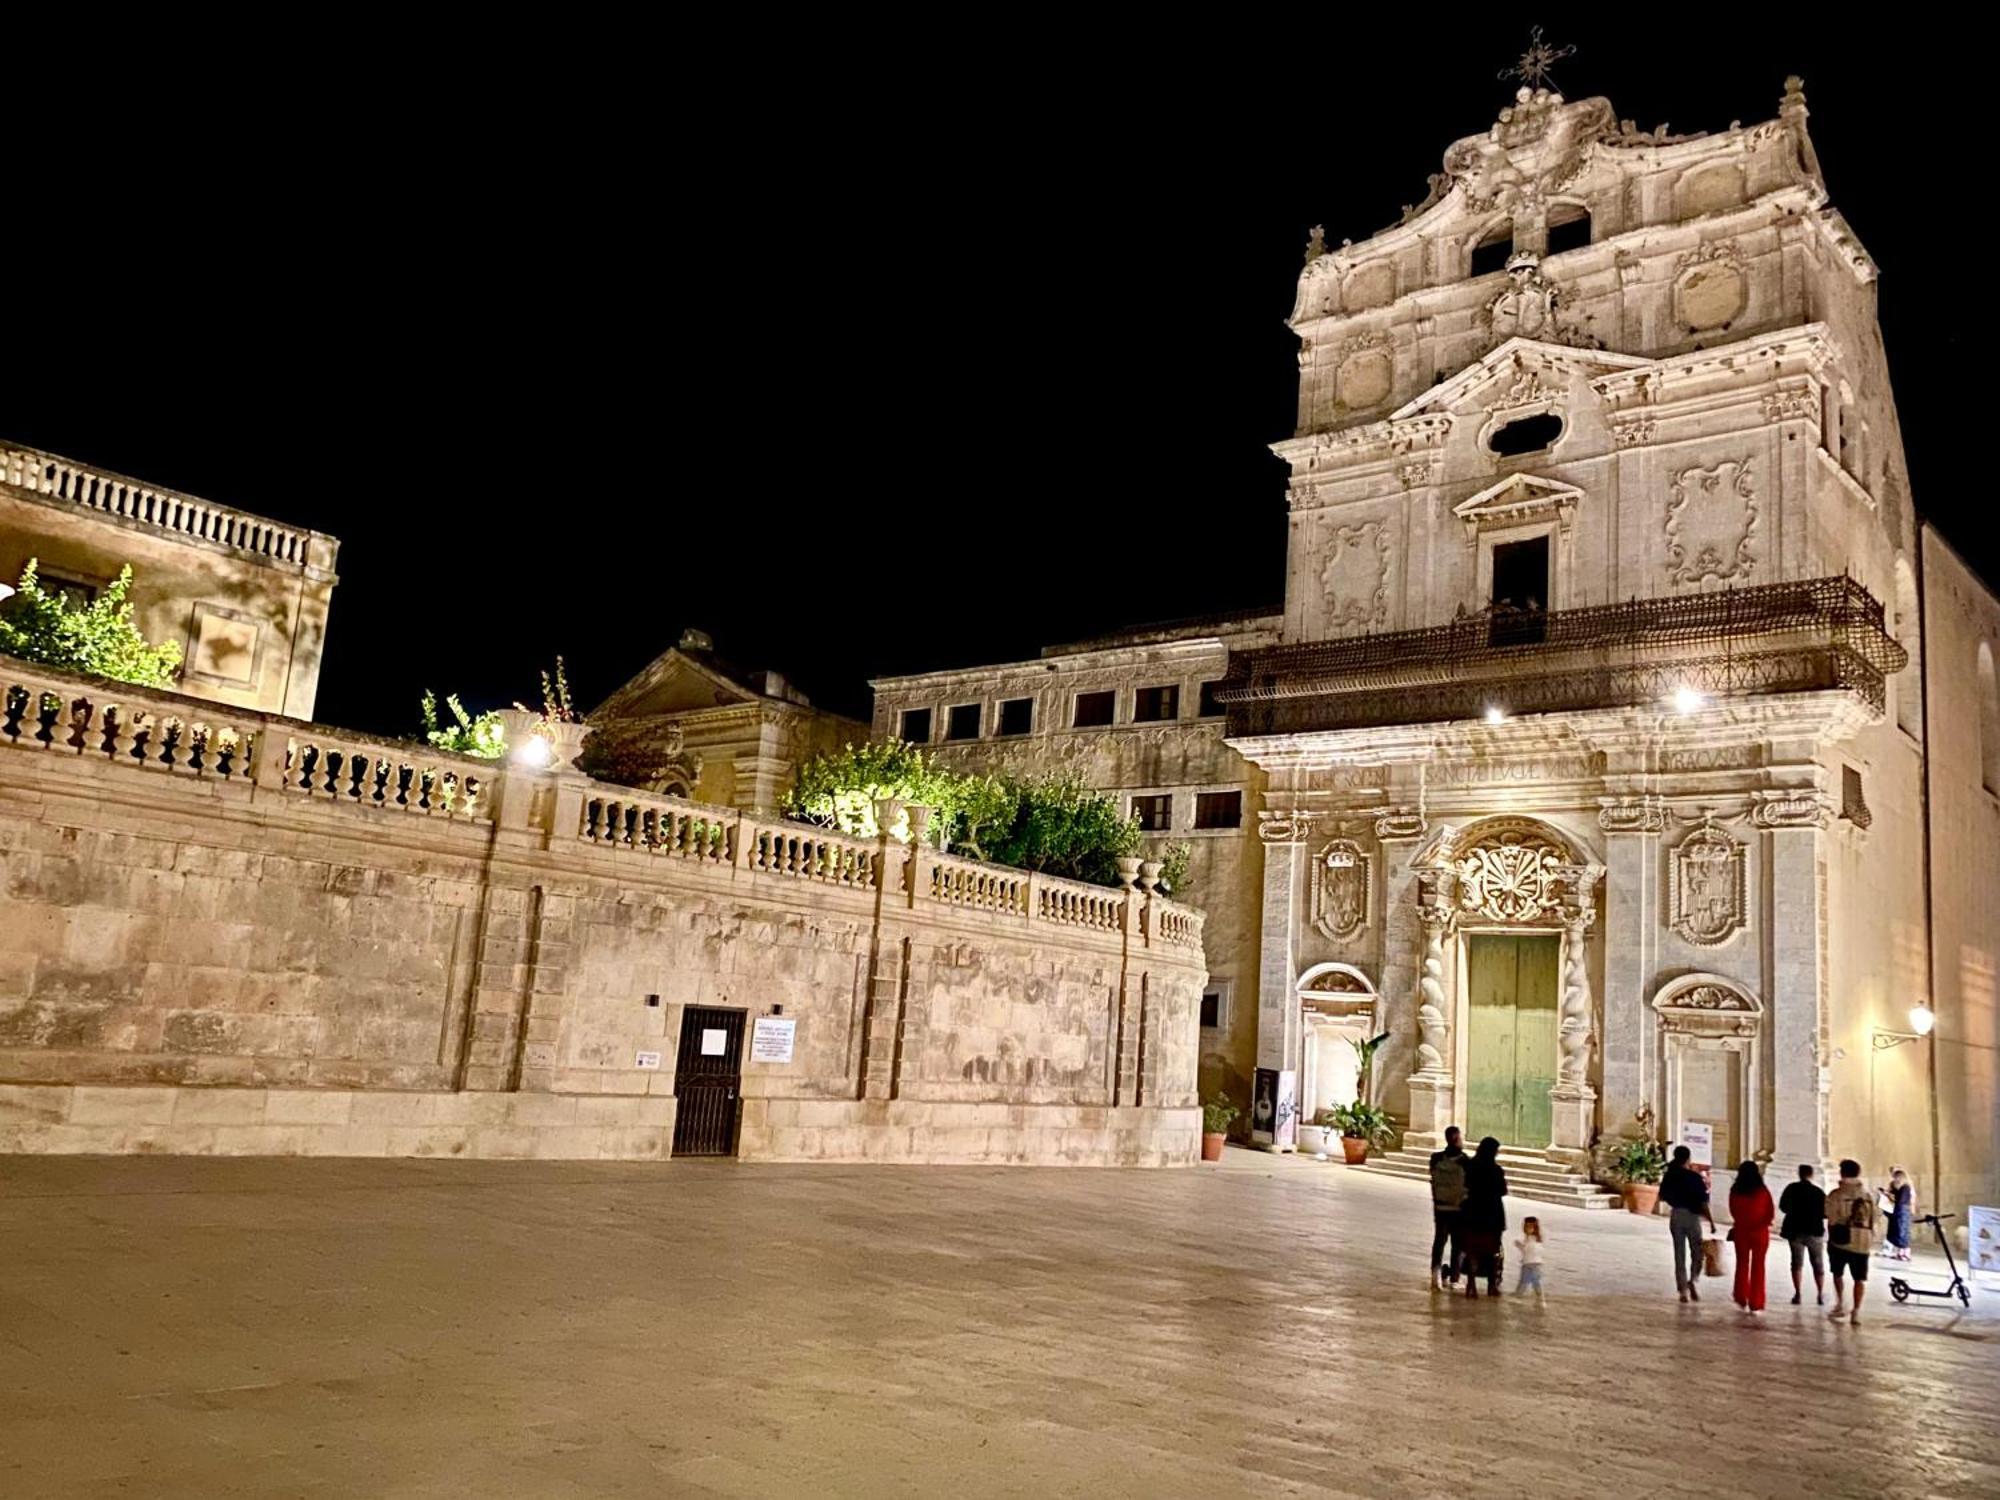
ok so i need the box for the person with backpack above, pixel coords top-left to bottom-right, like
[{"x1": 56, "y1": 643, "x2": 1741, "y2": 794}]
[
  {"x1": 1825, "y1": 1158, "x2": 1877, "y2": 1324},
  {"x1": 1660, "y1": 1144, "x2": 1716, "y2": 1302},
  {"x1": 1778, "y1": 1163, "x2": 1828, "y2": 1305},
  {"x1": 1427, "y1": 1126, "x2": 1467, "y2": 1291}
]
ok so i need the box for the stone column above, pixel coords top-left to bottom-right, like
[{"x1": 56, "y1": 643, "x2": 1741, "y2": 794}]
[
  {"x1": 1254, "y1": 816, "x2": 1308, "y2": 1077},
  {"x1": 1763, "y1": 802, "x2": 1827, "y2": 1166},
  {"x1": 1404, "y1": 903, "x2": 1456, "y2": 1150},
  {"x1": 1596, "y1": 799, "x2": 1660, "y2": 1138},
  {"x1": 1549, "y1": 906, "x2": 1598, "y2": 1159}
]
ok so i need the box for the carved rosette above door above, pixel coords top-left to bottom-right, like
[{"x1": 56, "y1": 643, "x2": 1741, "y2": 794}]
[
  {"x1": 1452, "y1": 825, "x2": 1570, "y2": 924},
  {"x1": 1311, "y1": 838, "x2": 1371, "y2": 941},
  {"x1": 1668, "y1": 822, "x2": 1747, "y2": 946}
]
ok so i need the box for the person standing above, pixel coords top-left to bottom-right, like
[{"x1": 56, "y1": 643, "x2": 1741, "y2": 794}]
[
  {"x1": 1660, "y1": 1145, "x2": 1716, "y2": 1302},
  {"x1": 1514, "y1": 1217, "x2": 1546, "y2": 1302},
  {"x1": 1825, "y1": 1158, "x2": 1877, "y2": 1324},
  {"x1": 1884, "y1": 1167, "x2": 1915, "y2": 1262},
  {"x1": 1778, "y1": 1163, "x2": 1827, "y2": 1305},
  {"x1": 1727, "y1": 1161, "x2": 1775, "y2": 1314},
  {"x1": 1458, "y1": 1136, "x2": 1508, "y2": 1298},
  {"x1": 1427, "y1": 1126, "x2": 1468, "y2": 1291}
]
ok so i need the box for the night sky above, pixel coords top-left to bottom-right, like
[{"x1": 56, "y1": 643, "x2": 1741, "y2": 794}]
[{"x1": 3, "y1": 20, "x2": 1977, "y2": 734}]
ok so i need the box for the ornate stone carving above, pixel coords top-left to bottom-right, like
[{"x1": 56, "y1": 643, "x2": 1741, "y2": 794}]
[
  {"x1": 1430, "y1": 753, "x2": 1600, "y2": 788},
  {"x1": 1665, "y1": 459, "x2": 1759, "y2": 586},
  {"x1": 1669, "y1": 822, "x2": 1747, "y2": 946},
  {"x1": 1453, "y1": 827, "x2": 1569, "y2": 923},
  {"x1": 1485, "y1": 255, "x2": 1594, "y2": 347},
  {"x1": 1374, "y1": 807, "x2": 1426, "y2": 841},
  {"x1": 1311, "y1": 838, "x2": 1371, "y2": 941},
  {"x1": 1335, "y1": 332, "x2": 1393, "y2": 410},
  {"x1": 1398, "y1": 461, "x2": 1438, "y2": 490},
  {"x1": 1496, "y1": 367, "x2": 1549, "y2": 409},
  {"x1": 1654, "y1": 976, "x2": 1763, "y2": 1038},
  {"x1": 1609, "y1": 414, "x2": 1656, "y2": 448},
  {"x1": 1752, "y1": 791, "x2": 1829, "y2": 829},
  {"x1": 1414, "y1": 905, "x2": 1452, "y2": 1077},
  {"x1": 1318, "y1": 518, "x2": 1392, "y2": 631},
  {"x1": 1762, "y1": 388, "x2": 1818, "y2": 423},
  {"x1": 1557, "y1": 910, "x2": 1596, "y2": 1086},
  {"x1": 1598, "y1": 797, "x2": 1665, "y2": 834},
  {"x1": 1257, "y1": 811, "x2": 1315, "y2": 844},
  {"x1": 1673, "y1": 242, "x2": 1747, "y2": 330}
]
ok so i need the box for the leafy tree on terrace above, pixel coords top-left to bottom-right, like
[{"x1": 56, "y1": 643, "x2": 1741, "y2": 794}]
[{"x1": 0, "y1": 560, "x2": 182, "y2": 689}]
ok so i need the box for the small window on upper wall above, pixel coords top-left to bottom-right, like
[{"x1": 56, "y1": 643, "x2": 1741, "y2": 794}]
[
  {"x1": 996, "y1": 697, "x2": 1033, "y2": 737},
  {"x1": 1200, "y1": 985, "x2": 1226, "y2": 1030},
  {"x1": 1073, "y1": 689, "x2": 1116, "y2": 728},
  {"x1": 1488, "y1": 412, "x2": 1564, "y2": 457},
  {"x1": 1840, "y1": 764, "x2": 1872, "y2": 829},
  {"x1": 1132, "y1": 794, "x2": 1172, "y2": 832},
  {"x1": 899, "y1": 707, "x2": 932, "y2": 743},
  {"x1": 1545, "y1": 209, "x2": 1592, "y2": 256},
  {"x1": 1198, "y1": 679, "x2": 1228, "y2": 717},
  {"x1": 1133, "y1": 684, "x2": 1179, "y2": 722},
  {"x1": 35, "y1": 571, "x2": 98, "y2": 607},
  {"x1": 945, "y1": 703, "x2": 981, "y2": 741},
  {"x1": 1193, "y1": 791, "x2": 1242, "y2": 830},
  {"x1": 1469, "y1": 224, "x2": 1514, "y2": 278}
]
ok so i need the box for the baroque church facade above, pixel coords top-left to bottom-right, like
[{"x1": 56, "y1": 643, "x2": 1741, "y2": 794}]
[{"x1": 859, "y1": 81, "x2": 2000, "y2": 1215}]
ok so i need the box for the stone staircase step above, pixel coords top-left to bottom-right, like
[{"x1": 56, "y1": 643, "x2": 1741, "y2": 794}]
[{"x1": 1350, "y1": 1147, "x2": 1626, "y2": 1211}]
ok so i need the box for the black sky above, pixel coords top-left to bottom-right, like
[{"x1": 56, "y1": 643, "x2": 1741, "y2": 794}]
[{"x1": 3, "y1": 19, "x2": 1980, "y2": 733}]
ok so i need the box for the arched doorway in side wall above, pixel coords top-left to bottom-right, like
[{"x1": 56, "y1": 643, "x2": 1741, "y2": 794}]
[{"x1": 1294, "y1": 964, "x2": 1379, "y2": 1155}]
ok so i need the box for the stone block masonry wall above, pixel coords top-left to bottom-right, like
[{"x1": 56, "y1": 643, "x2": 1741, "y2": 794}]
[{"x1": 0, "y1": 654, "x2": 1206, "y2": 1165}]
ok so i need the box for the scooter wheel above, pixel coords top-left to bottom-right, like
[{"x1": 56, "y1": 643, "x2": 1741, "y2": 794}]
[{"x1": 1889, "y1": 1280, "x2": 1910, "y2": 1302}]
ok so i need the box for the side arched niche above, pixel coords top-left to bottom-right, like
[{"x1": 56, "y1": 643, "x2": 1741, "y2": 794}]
[
  {"x1": 1295, "y1": 964, "x2": 1379, "y2": 1140},
  {"x1": 1652, "y1": 974, "x2": 1764, "y2": 1168}
]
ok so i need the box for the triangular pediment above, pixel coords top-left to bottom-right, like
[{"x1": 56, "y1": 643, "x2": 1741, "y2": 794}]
[
  {"x1": 1452, "y1": 473, "x2": 1585, "y2": 536},
  {"x1": 591, "y1": 649, "x2": 764, "y2": 720},
  {"x1": 1392, "y1": 338, "x2": 1650, "y2": 420}
]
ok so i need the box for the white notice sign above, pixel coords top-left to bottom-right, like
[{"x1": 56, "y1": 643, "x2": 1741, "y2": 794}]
[
  {"x1": 1678, "y1": 1120, "x2": 1714, "y2": 1167},
  {"x1": 1969, "y1": 1205, "x2": 2000, "y2": 1275},
  {"x1": 634, "y1": 1051, "x2": 661, "y2": 1070},
  {"x1": 751, "y1": 1017, "x2": 797, "y2": 1064},
  {"x1": 700, "y1": 1028, "x2": 727, "y2": 1057}
]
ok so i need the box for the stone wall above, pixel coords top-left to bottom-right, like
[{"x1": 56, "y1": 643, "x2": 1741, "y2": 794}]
[{"x1": 0, "y1": 653, "x2": 1205, "y2": 1165}]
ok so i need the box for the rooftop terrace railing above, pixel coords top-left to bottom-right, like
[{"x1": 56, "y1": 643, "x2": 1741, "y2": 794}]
[
  {"x1": 1219, "y1": 575, "x2": 1908, "y2": 735},
  {"x1": 1, "y1": 441, "x2": 324, "y2": 569}
]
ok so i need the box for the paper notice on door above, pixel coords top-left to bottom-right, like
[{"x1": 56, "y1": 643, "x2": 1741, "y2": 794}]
[{"x1": 700, "y1": 1028, "x2": 727, "y2": 1057}]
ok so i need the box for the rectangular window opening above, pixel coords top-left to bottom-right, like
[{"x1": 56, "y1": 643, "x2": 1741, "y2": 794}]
[
  {"x1": 1200, "y1": 986, "x2": 1226, "y2": 1031},
  {"x1": 1193, "y1": 790, "x2": 1242, "y2": 830},
  {"x1": 945, "y1": 703, "x2": 981, "y2": 741},
  {"x1": 1132, "y1": 794, "x2": 1172, "y2": 832},
  {"x1": 1841, "y1": 764, "x2": 1872, "y2": 829},
  {"x1": 996, "y1": 697, "x2": 1033, "y2": 737},
  {"x1": 1198, "y1": 679, "x2": 1228, "y2": 717},
  {"x1": 1488, "y1": 536, "x2": 1550, "y2": 647},
  {"x1": 899, "y1": 707, "x2": 932, "y2": 743},
  {"x1": 1073, "y1": 689, "x2": 1115, "y2": 728}
]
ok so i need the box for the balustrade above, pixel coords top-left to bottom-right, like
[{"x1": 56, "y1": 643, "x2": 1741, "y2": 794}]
[
  {"x1": 0, "y1": 662, "x2": 259, "y2": 781},
  {"x1": 273, "y1": 729, "x2": 490, "y2": 819},
  {"x1": 580, "y1": 792, "x2": 735, "y2": 864},
  {"x1": 1036, "y1": 878, "x2": 1126, "y2": 933},
  {"x1": 747, "y1": 825, "x2": 877, "y2": 888},
  {"x1": 2, "y1": 442, "x2": 312, "y2": 566},
  {"x1": 927, "y1": 854, "x2": 1029, "y2": 916}
]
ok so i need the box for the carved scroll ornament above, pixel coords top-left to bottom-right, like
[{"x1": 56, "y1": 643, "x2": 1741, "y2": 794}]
[{"x1": 1453, "y1": 829, "x2": 1569, "y2": 923}]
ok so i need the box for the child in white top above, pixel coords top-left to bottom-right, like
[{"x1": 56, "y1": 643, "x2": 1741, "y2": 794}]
[{"x1": 1514, "y1": 1217, "x2": 1546, "y2": 1300}]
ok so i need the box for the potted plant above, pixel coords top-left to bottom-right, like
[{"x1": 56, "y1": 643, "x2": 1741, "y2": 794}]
[
  {"x1": 1326, "y1": 1100, "x2": 1396, "y2": 1165},
  {"x1": 1611, "y1": 1138, "x2": 1668, "y2": 1215},
  {"x1": 1200, "y1": 1094, "x2": 1238, "y2": 1162}
]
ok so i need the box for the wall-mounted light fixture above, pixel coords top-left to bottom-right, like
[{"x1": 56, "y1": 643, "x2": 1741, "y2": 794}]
[{"x1": 1873, "y1": 1004, "x2": 1937, "y2": 1051}]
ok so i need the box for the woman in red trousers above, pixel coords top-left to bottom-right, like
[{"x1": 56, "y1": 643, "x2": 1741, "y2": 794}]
[{"x1": 1728, "y1": 1160, "x2": 1776, "y2": 1315}]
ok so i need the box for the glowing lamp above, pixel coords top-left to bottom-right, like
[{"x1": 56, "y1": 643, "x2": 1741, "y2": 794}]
[
  {"x1": 1484, "y1": 706, "x2": 1507, "y2": 725},
  {"x1": 1672, "y1": 686, "x2": 1706, "y2": 715},
  {"x1": 1908, "y1": 1003, "x2": 1936, "y2": 1037},
  {"x1": 512, "y1": 734, "x2": 552, "y2": 769}
]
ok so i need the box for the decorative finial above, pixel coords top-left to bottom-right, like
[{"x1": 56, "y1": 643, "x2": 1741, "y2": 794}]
[
  {"x1": 1499, "y1": 27, "x2": 1576, "y2": 93},
  {"x1": 1782, "y1": 75, "x2": 1808, "y2": 118},
  {"x1": 1305, "y1": 224, "x2": 1326, "y2": 264}
]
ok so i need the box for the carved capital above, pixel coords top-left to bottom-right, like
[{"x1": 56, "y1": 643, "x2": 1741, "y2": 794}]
[
  {"x1": 1598, "y1": 797, "x2": 1664, "y2": 834},
  {"x1": 1374, "y1": 807, "x2": 1426, "y2": 841},
  {"x1": 1609, "y1": 414, "x2": 1656, "y2": 448},
  {"x1": 1751, "y1": 790, "x2": 1830, "y2": 830},
  {"x1": 1257, "y1": 811, "x2": 1315, "y2": 845}
]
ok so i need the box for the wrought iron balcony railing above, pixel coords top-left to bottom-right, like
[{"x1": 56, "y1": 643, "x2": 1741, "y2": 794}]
[{"x1": 1217, "y1": 575, "x2": 1908, "y2": 736}]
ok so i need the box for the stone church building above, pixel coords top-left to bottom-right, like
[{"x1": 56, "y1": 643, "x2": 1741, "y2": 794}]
[{"x1": 866, "y1": 81, "x2": 2000, "y2": 1216}]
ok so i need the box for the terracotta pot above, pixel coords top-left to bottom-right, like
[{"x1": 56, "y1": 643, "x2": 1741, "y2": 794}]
[
  {"x1": 1623, "y1": 1182, "x2": 1661, "y2": 1216},
  {"x1": 1200, "y1": 1132, "x2": 1226, "y2": 1162},
  {"x1": 1341, "y1": 1135, "x2": 1371, "y2": 1165}
]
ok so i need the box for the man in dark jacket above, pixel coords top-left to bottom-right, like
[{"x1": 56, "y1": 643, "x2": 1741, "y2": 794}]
[
  {"x1": 1660, "y1": 1145, "x2": 1716, "y2": 1301},
  {"x1": 1427, "y1": 1126, "x2": 1467, "y2": 1291},
  {"x1": 1778, "y1": 1163, "x2": 1828, "y2": 1305}
]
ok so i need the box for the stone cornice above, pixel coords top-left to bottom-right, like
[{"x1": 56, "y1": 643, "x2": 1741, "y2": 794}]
[{"x1": 870, "y1": 637, "x2": 1232, "y2": 694}]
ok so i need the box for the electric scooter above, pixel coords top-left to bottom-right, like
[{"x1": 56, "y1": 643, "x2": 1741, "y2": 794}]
[{"x1": 1886, "y1": 1213, "x2": 1972, "y2": 1308}]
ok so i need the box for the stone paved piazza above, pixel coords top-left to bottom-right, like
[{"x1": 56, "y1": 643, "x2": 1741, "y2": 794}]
[{"x1": 3, "y1": 1152, "x2": 1994, "y2": 1499}]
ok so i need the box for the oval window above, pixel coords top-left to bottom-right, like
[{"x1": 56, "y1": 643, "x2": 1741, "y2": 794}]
[{"x1": 1488, "y1": 412, "x2": 1563, "y2": 456}]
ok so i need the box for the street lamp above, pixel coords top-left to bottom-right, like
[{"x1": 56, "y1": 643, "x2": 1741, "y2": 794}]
[{"x1": 1873, "y1": 1003, "x2": 1937, "y2": 1050}]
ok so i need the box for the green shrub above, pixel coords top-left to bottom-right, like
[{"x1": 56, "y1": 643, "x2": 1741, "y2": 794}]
[
  {"x1": 0, "y1": 560, "x2": 182, "y2": 688},
  {"x1": 419, "y1": 691, "x2": 506, "y2": 759}
]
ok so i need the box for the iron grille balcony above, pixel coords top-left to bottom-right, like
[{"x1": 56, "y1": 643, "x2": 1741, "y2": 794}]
[{"x1": 1218, "y1": 576, "x2": 1908, "y2": 736}]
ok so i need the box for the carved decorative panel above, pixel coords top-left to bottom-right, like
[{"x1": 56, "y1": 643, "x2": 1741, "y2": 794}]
[
  {"x1": 1668, "y1": 823, "x2": 1746, "y2": 947},
  {"x1": 1665, "y1": 459, "x2": 1758, "y2": 586},
  {"x1": 1319, "y1": 518, "x2": 1392, "y2": 631},
  {"x1": 1311, "y1": 838, "x2": 1371, "y2": 941},
  {"x1": 1673, "y1": 244, "x2": 1747, "y2": 331},
  {"x1": 1654, "y1": 974, "x2": 1762, "y2": 1039},
  {"x1": 1452, "y1": 824, "x2": 1569, "y2": 923}
]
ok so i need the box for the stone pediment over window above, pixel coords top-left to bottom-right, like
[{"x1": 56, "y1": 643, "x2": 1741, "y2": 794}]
[
  {"x1": 1392, "y1": 337, "x2": 1648, "y2": 421},
  {"x1": 1452, "y1": 473, "x2": 1583, "y2": 539}
]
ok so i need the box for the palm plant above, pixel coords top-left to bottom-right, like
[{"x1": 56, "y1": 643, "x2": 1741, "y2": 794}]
[{"x1": 1349, "y1": 1030, "x2": 1392, "y2": 1103}]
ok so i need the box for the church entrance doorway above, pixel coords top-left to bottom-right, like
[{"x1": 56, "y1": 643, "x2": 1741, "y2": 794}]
[{"x1": 1464, "y1": 933, "x2": 1559, "y2": 1148}]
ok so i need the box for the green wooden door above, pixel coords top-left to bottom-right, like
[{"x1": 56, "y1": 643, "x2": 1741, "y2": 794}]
[{"x1": 1464, "y1": 934, "x2": 1560, "y2": 1148}]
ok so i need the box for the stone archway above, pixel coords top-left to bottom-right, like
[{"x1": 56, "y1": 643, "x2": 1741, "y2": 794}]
[
  {"x1": 1293, "y1": 964, "x2": 1380, "y2": 1154},
  {"x1": 1405, "y1": 816, "x2": 1603, "y2": 1156},
  {"x1": 1651, "y1": 973, "x2": 1764, "y2": 1168}
]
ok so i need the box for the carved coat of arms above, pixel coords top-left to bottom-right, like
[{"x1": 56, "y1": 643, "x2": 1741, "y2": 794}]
[
  {"x1": 1312, "y1": 839, "x2": 1371, "y2": 941},
  {"x1": 1665, "y1": 460, "x2": 1758, "y2": 586},
  {"x1": 1669, "y1": 824, "x2": 1745, "y2": 946},
  {"x1": 1318, "y1": 519, "x2": 1390, "y2": 631}
]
